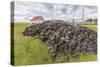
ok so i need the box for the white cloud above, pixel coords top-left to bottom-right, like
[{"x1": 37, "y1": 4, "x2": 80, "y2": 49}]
[{"x1": 13, "y1": 1, "x2": 97, "y2": 21}]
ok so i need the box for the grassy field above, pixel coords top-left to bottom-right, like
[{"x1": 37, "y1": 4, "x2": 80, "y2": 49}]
[
  {"x1": 12, "y1": 22, "x2": 97, "y2": 66},
  {"x1": 80, "y1": 24, "x2": 97, "y2": 31}
]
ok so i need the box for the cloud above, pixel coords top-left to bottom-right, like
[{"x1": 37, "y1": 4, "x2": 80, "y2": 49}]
[{"x1": 13, "y1": 1, "x2": 97, "y2": 21}]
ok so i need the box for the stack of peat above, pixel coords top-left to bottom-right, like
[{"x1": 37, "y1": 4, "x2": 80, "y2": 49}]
[{"x1": 23, "y1": 20, "x2": 97, "y2": 60}]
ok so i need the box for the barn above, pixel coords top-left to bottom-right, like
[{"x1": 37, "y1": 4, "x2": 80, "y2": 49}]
[{"x1": 31, "y1": 16, "x2": 44, "y2": 24}]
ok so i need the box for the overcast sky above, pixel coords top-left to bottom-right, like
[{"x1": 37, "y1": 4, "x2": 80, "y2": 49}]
[{"x1": 13, "y1": 1, "x2": 97, "y2": 21}]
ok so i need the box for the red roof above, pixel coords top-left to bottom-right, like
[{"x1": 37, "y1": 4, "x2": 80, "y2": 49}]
[{"x1": 31, "y1": 16, "x2": 44, "y2": 21}]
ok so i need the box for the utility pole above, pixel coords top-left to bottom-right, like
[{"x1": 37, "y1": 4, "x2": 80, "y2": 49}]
[{"x1": 82, "y1": 6, "x2": 85, "y2": 23}]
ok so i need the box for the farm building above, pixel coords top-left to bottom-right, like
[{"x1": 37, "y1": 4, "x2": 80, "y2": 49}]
[{"x1": 31, "y1": 16, "x2": 44, "y2": 24}]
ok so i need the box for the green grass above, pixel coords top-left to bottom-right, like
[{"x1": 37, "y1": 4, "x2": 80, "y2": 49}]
[
  {"x1": 80, "y1": 24, "x2": 97, "y2": 31},
  {"x1": 12, "y1": 22, "x2": 97, "y2": 66}
]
